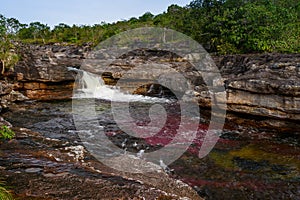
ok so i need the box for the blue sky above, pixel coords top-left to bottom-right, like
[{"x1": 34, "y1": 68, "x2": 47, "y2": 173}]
[{"x1": 1, "y1": 0, "x2": 191, "y2": 28}]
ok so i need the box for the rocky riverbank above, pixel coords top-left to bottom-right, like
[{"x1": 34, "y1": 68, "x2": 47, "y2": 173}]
[
  {"x1": 214, "y1": 53, "x2": 300, "y2": 131},
  {"x1": 0, "y1": 44, "x2": 299, "y2": 199},
  {"x1": 11, "y1": 44, "x2": 87, "y2": 100},
  {"x1": 7, "y1": 44, "x2": 300, "y2": 131},
  {"x1": 0, "y1": 101, "x2": 202, "y2": 200},
  {"x1": 1, "y1": 96, "x2": 298, "y2": 200},
  {"x1": 0, "y1": 44, "x2": 208, "y2": 200}
]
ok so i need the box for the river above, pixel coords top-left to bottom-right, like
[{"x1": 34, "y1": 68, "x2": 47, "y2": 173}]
[{"x1": 2, "y1": 77, "x2": 299, "y2": 199}]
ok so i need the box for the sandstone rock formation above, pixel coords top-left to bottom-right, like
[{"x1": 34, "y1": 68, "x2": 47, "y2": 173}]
[
  {"x1": 1, "y1": 44, "x2": 299, "y2": 199},
  {"x1": 13, "y1": 44, "x2": 89, "y2": 100},
  {"x1": 215, "y1": 54, "x2": 300, "y2": 131},
  {"x1": 10, "y1": 44, "x2": 300, "y2": 130}
]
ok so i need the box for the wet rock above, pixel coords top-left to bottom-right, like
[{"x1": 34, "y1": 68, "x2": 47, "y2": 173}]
[
  {"x1": 25, "y1": 168, "x2": 43, "y2": 173},
  {"x1": 0, "y1": 117, "x2": 12, "y2": 128},
  {"x1": 8, "y1": 43, "x2": 300, "y2": 129},
  {"x1": 1, "y1": 99, "x2": 298, "y2": 200},
  {"x1": 0, "y1": 126, "x2": 202, "y2": 200},
  {"x1": 87, "y1": 49, "x2": 300, "y2": 127}
]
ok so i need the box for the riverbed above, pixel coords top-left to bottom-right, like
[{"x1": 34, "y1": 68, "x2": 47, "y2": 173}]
[{"x1": 2, "y1": 99, "x2": 299, "y2": 199}]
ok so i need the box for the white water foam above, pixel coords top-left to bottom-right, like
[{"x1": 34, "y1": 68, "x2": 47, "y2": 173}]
[{"x1": 69, "y1": 67, "x2": 170, "y2": 103}]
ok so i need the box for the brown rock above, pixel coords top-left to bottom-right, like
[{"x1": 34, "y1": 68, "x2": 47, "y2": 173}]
[
  {"x1": 0, "y1": 127, "x2": 202, "y2": 200},
  {"x1": 11, "y1": 44, "x2": 300, "y2": 129}
]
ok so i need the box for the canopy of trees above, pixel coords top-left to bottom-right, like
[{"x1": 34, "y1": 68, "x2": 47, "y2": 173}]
[{"x1": 1, "y1": 0, "x2": 299, "y2": 55}]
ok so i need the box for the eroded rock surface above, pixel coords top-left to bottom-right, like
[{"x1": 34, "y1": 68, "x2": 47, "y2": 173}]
[
  {"x1": 12, "y1": 44, "x2": 90, "y2": 100},
  {"x1": 0, "y1": 126, "x2": 201, "y2": 200},
  {"x1": 10, "y1": 44, "x2": 300, "y2": 128},
  {"x1": 216, "y1": 54, "x2": 300, "y2": 130}
]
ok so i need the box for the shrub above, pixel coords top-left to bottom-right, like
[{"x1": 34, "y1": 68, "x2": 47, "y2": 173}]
[{"x1": 0, "y1": 126, "x2": 15, "y2": 140}]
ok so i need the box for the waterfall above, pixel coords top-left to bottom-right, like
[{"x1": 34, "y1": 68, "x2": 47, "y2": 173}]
[{"x1": 71, "y1": 68, "x2": 168, "y2": 103}]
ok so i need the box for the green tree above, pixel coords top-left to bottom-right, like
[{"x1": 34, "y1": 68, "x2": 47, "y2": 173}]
[
  {"x1": 18, "y1": 22, "x2": 50, "y2": 44},
  {"x1": 139, "y1": 12, "x2": 154, "y2": 22},
  {"x1": 1, "y1": 0, "x2": 299, "y2": 54},
  {"x1": 52, "y1": 23, "x2": 72, "y2": 42},
  {"x1": 0, "y1": 15, "x2": 19, "y2": 75}
]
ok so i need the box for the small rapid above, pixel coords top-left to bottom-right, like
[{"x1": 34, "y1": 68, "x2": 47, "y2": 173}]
[{"x1": 68, "y1": 67, "x2": 170, "y2": 103}]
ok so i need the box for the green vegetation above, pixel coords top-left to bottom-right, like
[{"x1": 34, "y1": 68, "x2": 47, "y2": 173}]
[
  {"x1": 0, "y1": 126, "x2": 15, "y2": 140},
  {"x1": 0, "y1": 181, "x2": 13, "y2": 200},
  {"x1": 0, "y1": 0, "x2": 299, "y2": 55},
  {"x1": 0, "y1": 15, "x2": 19, "y2": 75},
  {"x1": 0, "y1": 126, "x2": 15, "y2": 199}
]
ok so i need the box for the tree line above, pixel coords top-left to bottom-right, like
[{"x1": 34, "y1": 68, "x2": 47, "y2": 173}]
[{"x1": 1, "y1": 0, "x2": 299, "y2": 63}]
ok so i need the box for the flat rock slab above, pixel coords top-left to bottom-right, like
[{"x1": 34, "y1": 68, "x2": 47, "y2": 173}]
[{"x1": 0, "y1": 127, "x2": 202, "y2": 200}]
